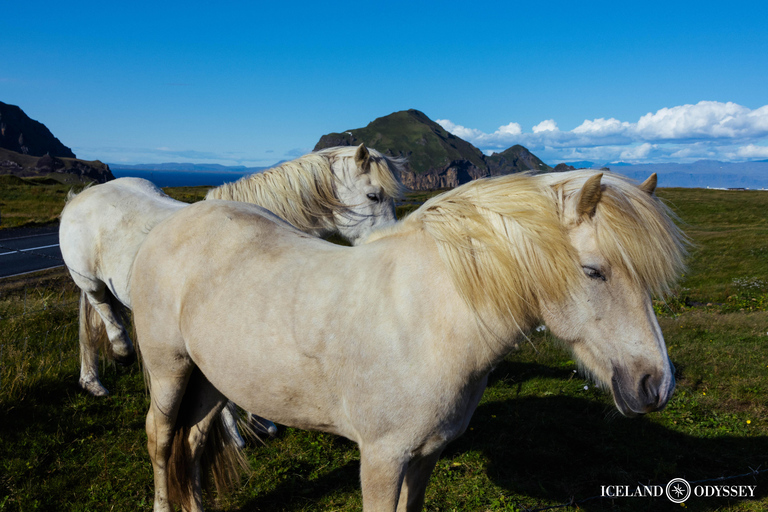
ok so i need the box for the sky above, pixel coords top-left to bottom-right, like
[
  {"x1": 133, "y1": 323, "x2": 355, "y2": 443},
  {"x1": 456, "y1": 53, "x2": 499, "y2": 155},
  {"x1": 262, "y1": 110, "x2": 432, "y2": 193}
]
[{"x1": 2, "y1": 0, "x2": 767, "y2": 167}]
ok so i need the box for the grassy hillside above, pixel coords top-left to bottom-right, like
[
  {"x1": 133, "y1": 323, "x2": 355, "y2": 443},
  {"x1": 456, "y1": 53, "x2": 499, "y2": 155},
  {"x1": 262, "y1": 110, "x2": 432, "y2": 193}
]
[
  {"x1": 0, "y1": 175, "x2": 89, "y2": 229},
  {"x1": 0, "y1": 185, "x2": 766, "y2": 511}
]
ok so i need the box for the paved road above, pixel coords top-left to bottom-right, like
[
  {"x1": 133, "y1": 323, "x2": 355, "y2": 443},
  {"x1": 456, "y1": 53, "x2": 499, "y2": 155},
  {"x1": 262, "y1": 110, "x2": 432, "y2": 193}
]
[{"x1": 0, "y1": 226, "x2": 64, "y2": 278}]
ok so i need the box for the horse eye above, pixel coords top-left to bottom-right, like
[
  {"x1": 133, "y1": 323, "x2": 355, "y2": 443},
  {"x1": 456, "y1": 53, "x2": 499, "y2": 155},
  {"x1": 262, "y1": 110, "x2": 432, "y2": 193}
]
[
  {"x1": 583, "y1": 266, "x2": 606, "y2": 281},
  {"x1": 366, "y1": 193, "x2": 380, "y2": 203}
]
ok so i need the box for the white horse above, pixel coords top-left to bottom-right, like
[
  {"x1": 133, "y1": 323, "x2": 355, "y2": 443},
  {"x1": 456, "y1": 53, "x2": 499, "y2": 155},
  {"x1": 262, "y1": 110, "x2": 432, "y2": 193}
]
[
  {"x1": 59, "y1": 144, "x2": 404, "y2": 399},
  {"x1": 129, "y1": 170, "x2": 686, "y2": 512}
]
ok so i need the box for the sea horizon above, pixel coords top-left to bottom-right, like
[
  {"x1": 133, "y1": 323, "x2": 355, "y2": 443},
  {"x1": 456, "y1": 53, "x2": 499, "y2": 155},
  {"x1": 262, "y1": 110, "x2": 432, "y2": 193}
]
[{"x1": 110, "y1": 168, "x2": 252, "y2": 188}]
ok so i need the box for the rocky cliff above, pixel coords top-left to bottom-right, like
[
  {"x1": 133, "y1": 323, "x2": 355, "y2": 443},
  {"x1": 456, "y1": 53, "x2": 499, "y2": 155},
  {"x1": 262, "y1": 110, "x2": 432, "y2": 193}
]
[
  {"x1": 0, "y1": 101, "x2": 76, "y2": 158},
  {"x1": 0, "y1": 102, "x2": 113, "y2": 183},
  {"x1": 0, "y1": 148, "x2": 114, "y2": 184},
  {"x1": 315, "y1": 109, "x2": 551, "y2": 190}
]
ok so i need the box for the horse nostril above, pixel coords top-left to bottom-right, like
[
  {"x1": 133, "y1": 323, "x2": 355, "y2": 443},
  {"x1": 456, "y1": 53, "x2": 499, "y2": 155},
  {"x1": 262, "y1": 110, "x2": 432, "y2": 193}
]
[{"x1": 640, "y1": 373, "x2": 660, "y2": 407}]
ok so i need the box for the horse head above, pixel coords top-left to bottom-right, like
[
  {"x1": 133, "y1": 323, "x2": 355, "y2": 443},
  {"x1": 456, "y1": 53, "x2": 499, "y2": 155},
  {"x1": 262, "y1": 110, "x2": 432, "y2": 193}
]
[
  {"x1": 327, "y1": 144, "x2": 404, "y2": 245},
  {"x1": 539, "y1": 172, "x2": 686, "y2": 416}
]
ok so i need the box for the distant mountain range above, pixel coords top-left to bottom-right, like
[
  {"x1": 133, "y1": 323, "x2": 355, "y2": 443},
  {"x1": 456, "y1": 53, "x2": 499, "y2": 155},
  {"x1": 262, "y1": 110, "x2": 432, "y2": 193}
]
[
  {"x1": 315, "y1": 109, "x2": 550, "y2": 190},
  {"x1": 598, "y1": 160, "x2": 768, "y2": 189}
]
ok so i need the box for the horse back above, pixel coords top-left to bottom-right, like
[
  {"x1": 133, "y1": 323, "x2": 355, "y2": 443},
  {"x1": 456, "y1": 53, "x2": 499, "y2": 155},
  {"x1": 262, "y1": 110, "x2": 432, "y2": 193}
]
[{"x1": 60, "y1": 178, "x2": 186, "y2": 304}]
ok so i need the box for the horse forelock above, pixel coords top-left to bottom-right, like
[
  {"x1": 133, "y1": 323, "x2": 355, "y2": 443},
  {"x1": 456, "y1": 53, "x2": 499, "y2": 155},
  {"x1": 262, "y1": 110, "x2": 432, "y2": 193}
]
[
  {"x1": 546, "y1": 170, "x2": 688, "y2": 297},
  {"x1": 319, "y1": 146, "x2": 406, "y2": 201},
  {"x1": 379, "y1": 174, "x2": 580, "y2": 326}
]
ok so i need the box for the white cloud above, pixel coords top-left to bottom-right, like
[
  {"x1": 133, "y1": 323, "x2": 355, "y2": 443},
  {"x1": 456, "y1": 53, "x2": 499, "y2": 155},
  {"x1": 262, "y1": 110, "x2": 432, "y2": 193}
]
[
  {"x1": 496, "y1": 122, "x2": 523, "y2": 135},
  {"x1": 620, "y1": 143, "x2": 656, "y2": 160},
  {"x1": 572, "y1": 118, "x2": 630, "y2": 136},
  {"x1": 735, "y1": 144, "x2": 768, "y2": 159},
  {"x1": 532, "y1": 119, "x2": 558, "y2": 133},
  {"x1": 437, "y1": 101, "x2": 768, "y2": 163},
  {"x1": 634, "y1": 101, "x2": 768, "y2": 140},
  {"x1": 436, "y1": 119, "x2": 484, "y2": 140}
]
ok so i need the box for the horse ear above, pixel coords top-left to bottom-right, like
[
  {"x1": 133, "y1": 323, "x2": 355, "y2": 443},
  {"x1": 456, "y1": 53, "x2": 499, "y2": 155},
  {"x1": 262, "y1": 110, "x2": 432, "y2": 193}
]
[
  {"x1": 354, "y1": 144, "x2": 371, "y2": 172},
  {"x1": 577, "y1": 173, "x2": 603, "y2": 219},
  {"x1": 639, "y1": 173, "x2": 657, "y2": 195}
]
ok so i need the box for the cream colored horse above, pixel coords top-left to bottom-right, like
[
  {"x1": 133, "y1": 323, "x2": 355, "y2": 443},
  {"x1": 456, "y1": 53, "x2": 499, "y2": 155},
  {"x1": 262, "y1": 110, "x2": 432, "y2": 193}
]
[
  {"x1": 130, "y1": 170, "x2": 686, "y2": 512},
  {"x1": 59, "y1": 144, "x2": 403, "y2": 399}
]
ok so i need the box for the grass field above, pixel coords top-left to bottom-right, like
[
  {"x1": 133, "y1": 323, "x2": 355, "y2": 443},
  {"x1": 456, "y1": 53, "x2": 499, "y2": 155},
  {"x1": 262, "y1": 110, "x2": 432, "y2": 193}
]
[{"x1": 1, "y1": 181, "x2": 767, "y2": 511}]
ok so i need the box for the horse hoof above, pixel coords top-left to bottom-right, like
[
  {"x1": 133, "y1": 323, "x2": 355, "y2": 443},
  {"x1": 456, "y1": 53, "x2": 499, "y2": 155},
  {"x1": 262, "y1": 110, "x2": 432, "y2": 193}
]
[
  {"x1": 80, "y1": 380, "x2": 109, "y2": 397},
  {"x1": 249, "y1": 416, "x2": 279, "y2": 438},
  {"x1": 113, "y1": 350, "x2": 137, "y2": 367}
]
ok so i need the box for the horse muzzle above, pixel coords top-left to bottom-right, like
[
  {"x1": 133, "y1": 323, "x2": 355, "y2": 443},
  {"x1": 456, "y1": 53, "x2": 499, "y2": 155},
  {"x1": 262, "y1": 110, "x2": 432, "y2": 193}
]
[{"x1": 610, "y1": 362, "x2": 675, "y2": 417}]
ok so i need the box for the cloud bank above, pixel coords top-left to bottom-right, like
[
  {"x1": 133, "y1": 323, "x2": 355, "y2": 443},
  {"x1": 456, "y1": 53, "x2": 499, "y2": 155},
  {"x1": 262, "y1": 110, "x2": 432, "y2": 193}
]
[{"x1": 437, "y1": 101, "x2": 768, "y2": 164}]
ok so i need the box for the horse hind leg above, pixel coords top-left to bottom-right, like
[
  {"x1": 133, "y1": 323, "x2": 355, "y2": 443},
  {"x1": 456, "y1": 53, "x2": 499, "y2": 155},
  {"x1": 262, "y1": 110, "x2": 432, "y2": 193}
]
[
  {"x1": 85, "y1": 286, "x2": 135, "y2": 364},
  {"x1": 219, "y1": 404, "x2": 278, "y2": 450},
  {"x1": 219, "y1": 402, "x2": 245, "y2": 450},
  {"x1": 78, "y1": 290, "x2": 110, "y2": 396},
  {"x1": 247, "y1": 412, "x2": 278, "y2": 438}
]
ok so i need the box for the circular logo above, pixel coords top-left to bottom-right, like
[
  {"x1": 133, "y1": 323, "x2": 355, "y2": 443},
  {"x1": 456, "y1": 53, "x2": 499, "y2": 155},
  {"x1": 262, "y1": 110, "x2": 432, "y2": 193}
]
[{"x1": 666, "y1": 478, "x2": 692, "y2": 503}]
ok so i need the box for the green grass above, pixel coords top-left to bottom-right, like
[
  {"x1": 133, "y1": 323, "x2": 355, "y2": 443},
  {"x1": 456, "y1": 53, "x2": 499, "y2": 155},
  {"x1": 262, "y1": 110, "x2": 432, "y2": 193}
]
[
  {"x1": 657, "y1": 188, "x2": 768, "y2": 306},
  {"x1": 1, "y1": 186, "x2": 767, "y2": 511},
  {"x1": 0, "y1": 175, "x2": 91, "y2": 229}
]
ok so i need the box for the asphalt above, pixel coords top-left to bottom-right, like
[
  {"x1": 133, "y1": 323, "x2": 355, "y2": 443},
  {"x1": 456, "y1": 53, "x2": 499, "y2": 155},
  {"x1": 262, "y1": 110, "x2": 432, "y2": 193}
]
[{"x1": 0, "y1": 225, "x2": 64, "y2": 279}]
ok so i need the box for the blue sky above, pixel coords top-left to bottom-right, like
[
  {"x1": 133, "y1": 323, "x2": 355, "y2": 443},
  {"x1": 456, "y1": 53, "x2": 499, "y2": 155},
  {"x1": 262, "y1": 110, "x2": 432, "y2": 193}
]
[{"x1": 3, "y1": 1, "x2": 767, "y2": 167}]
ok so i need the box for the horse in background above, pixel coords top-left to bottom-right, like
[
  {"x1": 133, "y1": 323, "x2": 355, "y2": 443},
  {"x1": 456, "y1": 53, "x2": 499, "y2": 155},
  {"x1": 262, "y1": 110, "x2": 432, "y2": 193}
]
[
  {"x1": 59, "y1": 144, "x2": 404, "y2": 399},
  {"x1": 129, "y1": 170, "x2": 686, "y2": 511}
]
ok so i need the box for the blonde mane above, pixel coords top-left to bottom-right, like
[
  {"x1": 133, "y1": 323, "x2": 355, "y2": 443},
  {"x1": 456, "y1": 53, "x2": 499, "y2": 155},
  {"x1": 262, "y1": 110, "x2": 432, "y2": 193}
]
[
  {"x1": 542, "y1": 170, "x2": 688, "y2": 297},
  {"x1": 368, "y1": 171, "x2": 687, "y2": 325},
  {"x1": 370, "y1": 174, "x2": 580, "y2": 326},
  {"x1": 205, "y1": 146, "x2": 404, "y2": 233}
]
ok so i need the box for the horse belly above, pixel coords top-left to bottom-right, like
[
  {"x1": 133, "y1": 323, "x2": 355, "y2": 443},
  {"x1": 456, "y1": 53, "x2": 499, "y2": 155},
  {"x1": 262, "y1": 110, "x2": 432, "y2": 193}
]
[{"x1": 185, "y1": 328, "x2": 347, "y2": 436}]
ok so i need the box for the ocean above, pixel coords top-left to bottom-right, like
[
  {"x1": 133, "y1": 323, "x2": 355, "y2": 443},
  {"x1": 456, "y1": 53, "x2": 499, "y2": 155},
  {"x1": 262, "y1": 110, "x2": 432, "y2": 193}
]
[{"x1": 110, "y1": 169, "x2": 252, "y2": 188}]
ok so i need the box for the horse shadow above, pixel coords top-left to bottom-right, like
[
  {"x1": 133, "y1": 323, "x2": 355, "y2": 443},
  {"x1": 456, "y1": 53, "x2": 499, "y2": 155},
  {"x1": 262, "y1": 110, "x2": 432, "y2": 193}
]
[
  {"x1": 443, "y1": 361, "x2": 768, "y2": 511},
  {"x1": 233, "y1": 359, "x2": 767, "y2": 512}
]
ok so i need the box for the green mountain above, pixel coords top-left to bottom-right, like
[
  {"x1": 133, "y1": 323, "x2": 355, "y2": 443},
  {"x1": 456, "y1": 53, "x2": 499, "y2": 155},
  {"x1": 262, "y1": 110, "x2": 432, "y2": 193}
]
[
  {"x1": 486, "y1": 145, "x2": 551, "y2": 176},
  {"x1": 314, "y1": 109, "x2": 551, "y2": 189}
]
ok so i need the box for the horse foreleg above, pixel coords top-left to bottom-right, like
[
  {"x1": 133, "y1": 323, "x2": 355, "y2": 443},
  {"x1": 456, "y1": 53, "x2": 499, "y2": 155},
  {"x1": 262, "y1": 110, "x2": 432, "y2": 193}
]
[
  {"x1": 146, "y1": 371, "x2": 191, "y2": 512},
  {"x1": 396, "y1": 449, "x2": 443, "y2": 512},
  {"x1": 360, "y1": 447, "x2": 408, "y2": 512}
]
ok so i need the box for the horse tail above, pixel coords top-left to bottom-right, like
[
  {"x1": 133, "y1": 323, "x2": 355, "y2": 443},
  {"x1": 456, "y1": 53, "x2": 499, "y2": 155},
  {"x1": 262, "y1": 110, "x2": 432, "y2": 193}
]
[
  {"x1": 80, "y1": 290, "x2": 110, "y2": 361},
  {"x1": 202, "y1": 412, "x2": 249, "y2": 497},
  {"x1": 166, "y1": 376, "x2": 248, "y2": 509},
  {"x1": 63, "y1": 182, "x2": 94, "y2": 209}
]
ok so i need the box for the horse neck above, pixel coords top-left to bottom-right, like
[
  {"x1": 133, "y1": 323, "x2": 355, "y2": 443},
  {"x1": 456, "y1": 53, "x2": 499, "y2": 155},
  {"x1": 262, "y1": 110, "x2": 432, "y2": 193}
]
[
  {"x1": 206, "y1": 171, "x2": 337, "y2": 237},
  {"x1": 374, "y1": 227, "x2": 532, "y2": 377}
]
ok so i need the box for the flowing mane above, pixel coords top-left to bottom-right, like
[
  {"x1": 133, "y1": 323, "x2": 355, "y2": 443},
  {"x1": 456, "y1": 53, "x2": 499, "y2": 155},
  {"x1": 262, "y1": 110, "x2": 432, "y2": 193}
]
[
  {"x1": 205, "y1": 146, "x2": 404, "y2": 233},
  {"x1": 369, "y1": 174, "x2": 580, "y2": 326},
  {"x1": 368, "y1": 171, "x2": 687, "y2": 324},
  {"x1": 541, "y1": 170, "x2": 688, "y2": 297}
]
